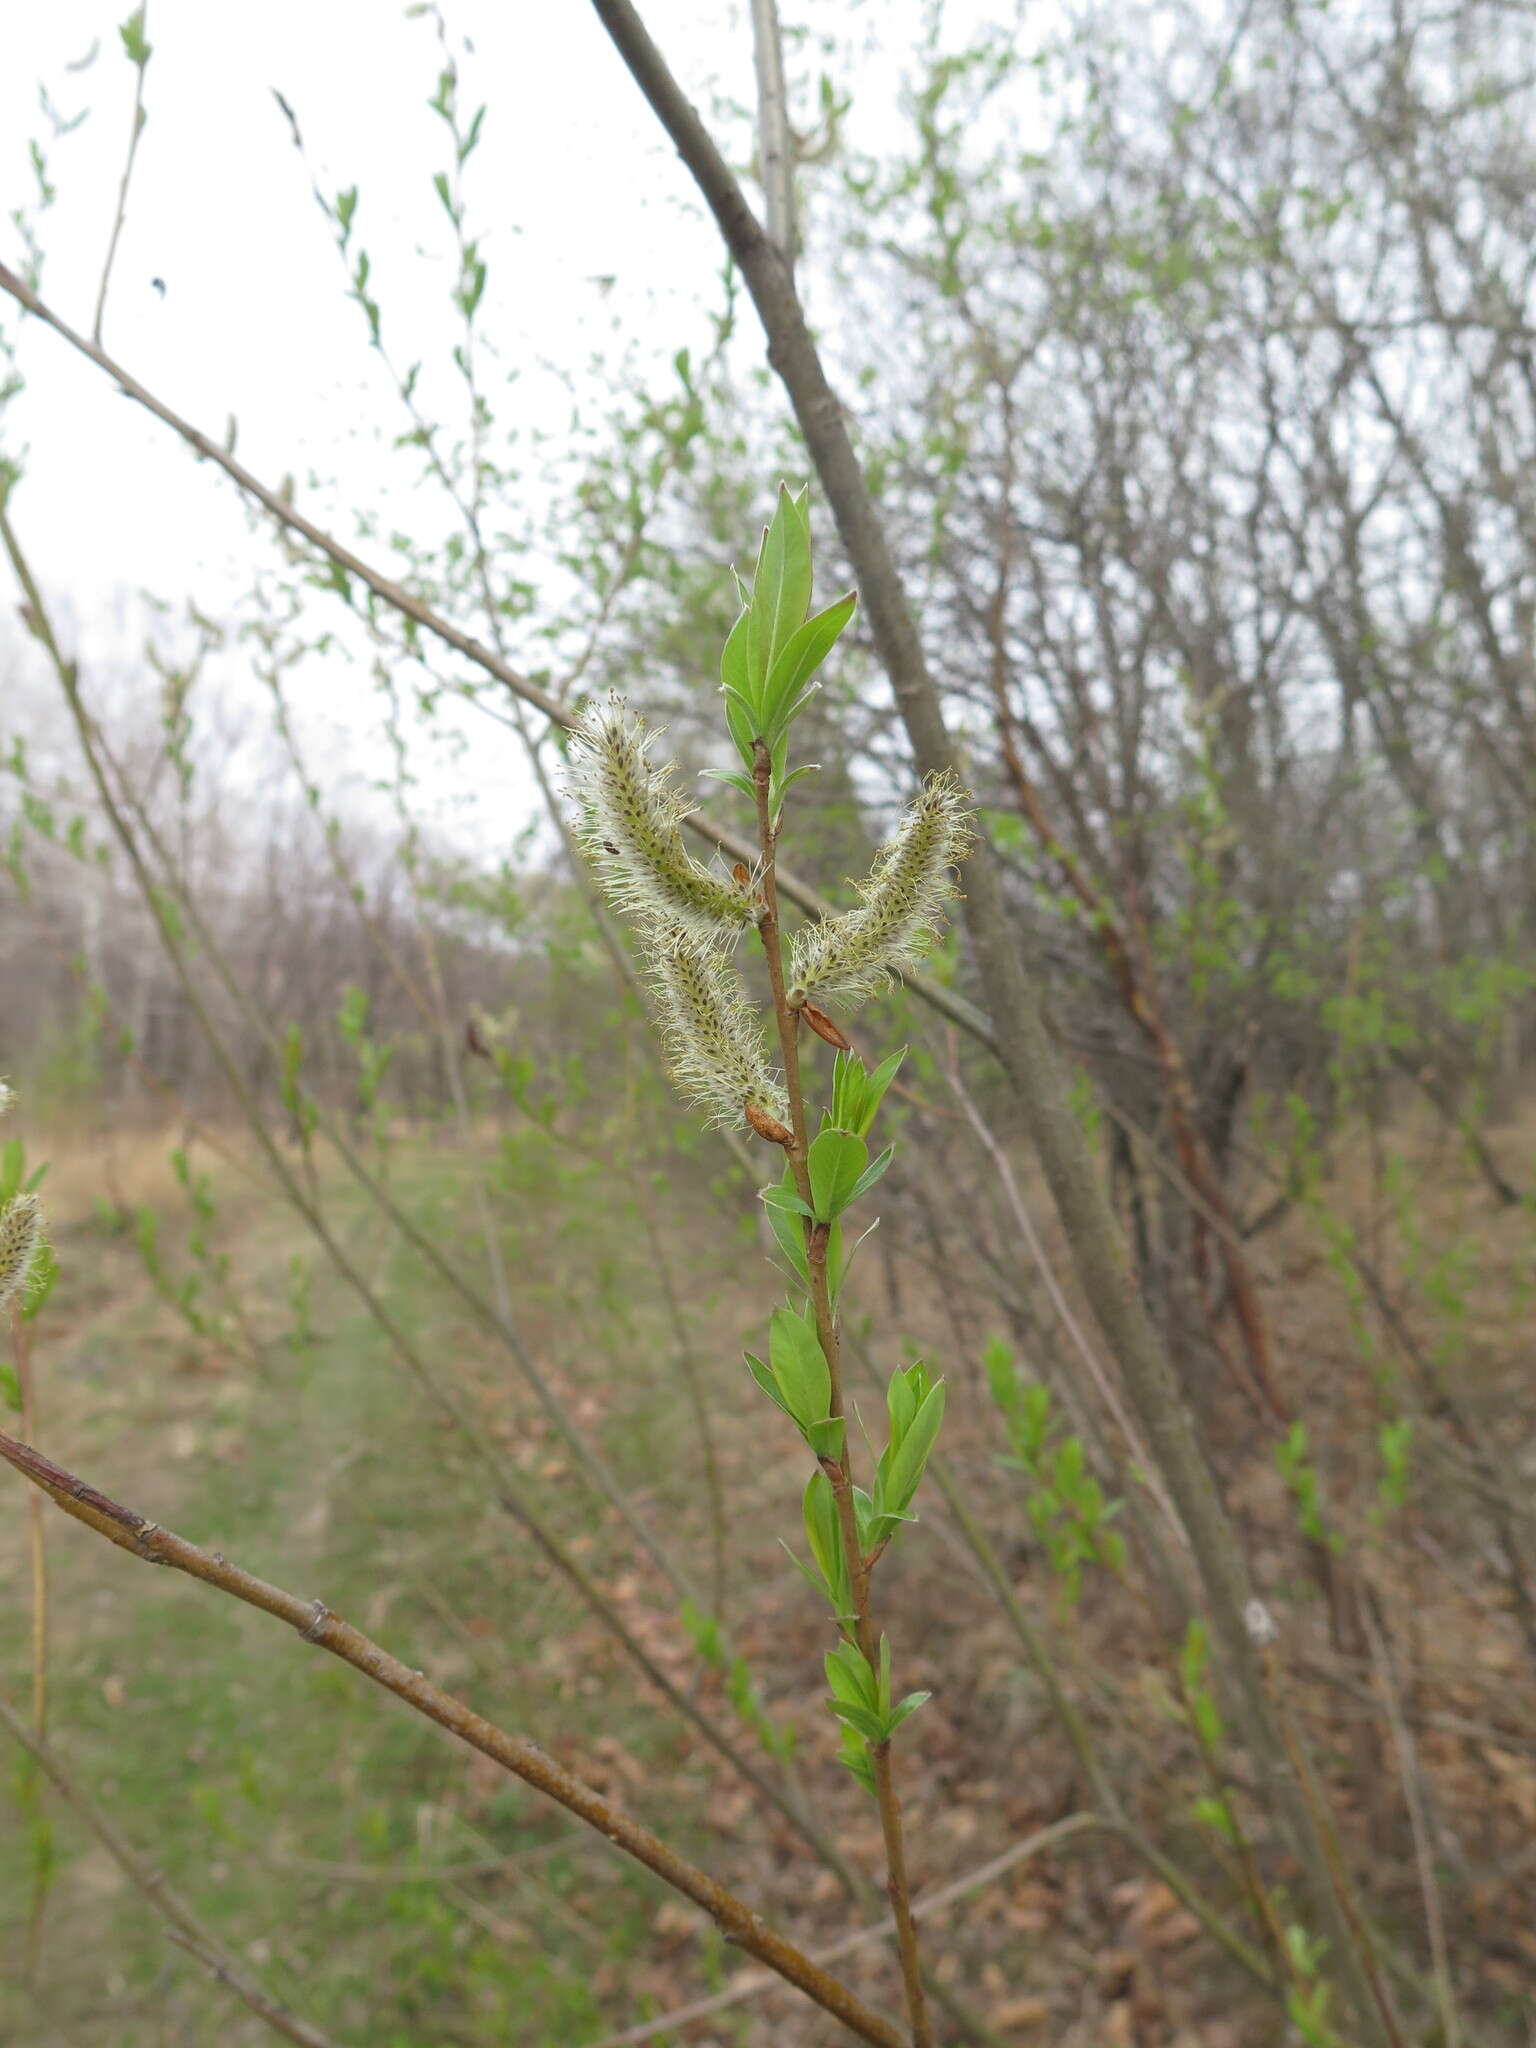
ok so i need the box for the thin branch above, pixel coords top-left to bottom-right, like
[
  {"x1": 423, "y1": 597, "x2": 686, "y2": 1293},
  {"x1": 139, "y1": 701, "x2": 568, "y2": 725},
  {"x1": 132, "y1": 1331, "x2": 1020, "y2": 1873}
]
[
  {"x1": 0, "y1": 1425, "x2": 907, "y2": 2048},
  {"x1": 0, "y1": 1693, "x2": 343, "y2": 2048},
  {"x1": 1360, "y1": 1593, "x2": 1460, "y2": 2048},
  {"x1": 749, "y1": 0, "x2": 797, "y2": 266},
  {"x1": 944, "y1": 1043, "x2": 1187, "y2": 1555},
  {"x1": 92, "y1": 4, "x2": 152, "y2": 343}
]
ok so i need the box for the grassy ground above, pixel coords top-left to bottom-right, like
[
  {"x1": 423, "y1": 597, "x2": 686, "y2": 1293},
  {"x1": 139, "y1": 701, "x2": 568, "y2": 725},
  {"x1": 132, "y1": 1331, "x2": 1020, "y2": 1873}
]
[
  {"x1": 0, "y1": 1126, "x2": 776, "y2": 2045},
  {"x1": 3, "y1": 1107, "x2": 1535, "y2": 2044}
]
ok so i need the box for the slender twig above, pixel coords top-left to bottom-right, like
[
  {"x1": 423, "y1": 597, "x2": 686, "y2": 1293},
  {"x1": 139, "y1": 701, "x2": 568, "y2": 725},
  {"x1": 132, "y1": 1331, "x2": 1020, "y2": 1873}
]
[
  {"x1": 944, "y1": 1044, "x2": 1187, "y2": 1553},
  {"x1": 13, "y1": 1303, "x2": 47, "y2": 1739},
  {"x1": 922, "y1": 1456, "x2": 1277, "y2": 1993},
  {"x1": 1360, "y1": 1592, "x2": 1460, "y2": 2048},
  {"x1": 13, "y1": 1295, "x2": 51, "y2": 1979},
  {"x1": 92, "y1": 4, "x2": 152, "y2": 344},
  {"x1": 590, "y1": 1813, "x2": 1104, "y2": 2048},
  {"x1": 0, "y1": 1693, "x2": 342, "y2": 2048},
  {"x1": 749, "y1": 0, "x2": 797, "y2": 266},
  {"x1": 750, "y1": 737, "x2": 934, "y2": 2048},
  {"x1": 0, "y1": 1425, "x2": 907, "y2": 2048}
]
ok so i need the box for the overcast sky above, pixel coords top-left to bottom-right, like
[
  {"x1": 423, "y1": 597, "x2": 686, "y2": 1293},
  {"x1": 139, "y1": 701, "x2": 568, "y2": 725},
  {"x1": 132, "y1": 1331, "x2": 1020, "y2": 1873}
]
[{"x1": 0, "y1": 0, "x2": 769, "y2": 844}]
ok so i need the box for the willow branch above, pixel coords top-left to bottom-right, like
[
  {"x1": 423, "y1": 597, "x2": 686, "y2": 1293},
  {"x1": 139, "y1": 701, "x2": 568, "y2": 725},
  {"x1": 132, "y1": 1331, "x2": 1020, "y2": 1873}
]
[
  {"x1": 750, "y1": 739, "x2": 934, "y2": 2048},
  {"x1": 0, "y1": 1426, "x2": 906, "y2": 2048}
]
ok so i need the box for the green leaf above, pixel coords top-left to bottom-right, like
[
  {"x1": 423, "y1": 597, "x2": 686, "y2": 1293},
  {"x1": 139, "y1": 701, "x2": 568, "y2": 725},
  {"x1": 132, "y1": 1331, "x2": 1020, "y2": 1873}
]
[
  {"x1": 119, "y1": 8, "x2": 152, "y2": 65},
  {"x1": 841, "y1": 1144, "x2": 895, "y2": 1210},
  {"x1": 888, "y1": 1689, "x2": 931, "y2": 1734},
  {"x1": 807, "y1": 1128, "x2": 868, "y2": 1222},
  {"x1": 745, "y1": 1349, "x2": 793, "y2": 1420},
  {"x1": 768, "y1": 1305, "x2": 830, "y2": 1428},
  {"x1": 746, "y1": 485, "x2": 813, "y2": 696},
  {"x1": 885, "y1": 1379, "x2": 946, "y2": 1512},
  {"x1": 721, "y1": 680, "x2": 761, "y2": 769},
  {"x1": 805, "y1": 1416, "x2": 846, "y2": 1462},
  {"x1": 720, "y1": 603, "x2": 757, "y2": 766},
  {"x1": 827, "y1": 1700, "x2": 888, "y2": 1744},
  {"x1": 763, "y1": 1192, "x2": 810, "y2": 1285},
  {"x1": 760, "y1": 591, "x2": 856, "y2": 738},
  {"x1": 850, "y1": 1049, "x2": 906, "y2": 1136},
  {"x1": 803, "y1": 1470, "x2": 849, "y2": 1609},
  {"x1": 825, "y1": 1641, "x2": 878, "y2": 1707},
  {"x1": 887, "y1": 1362, "x2": 919, "y2": 1444},
  {"x1": 698, "y1": 767, "x2": 758, "y2": 801},
  {"x1": 0, "y1": 1139, "x2": 23, "y2": 1204}
]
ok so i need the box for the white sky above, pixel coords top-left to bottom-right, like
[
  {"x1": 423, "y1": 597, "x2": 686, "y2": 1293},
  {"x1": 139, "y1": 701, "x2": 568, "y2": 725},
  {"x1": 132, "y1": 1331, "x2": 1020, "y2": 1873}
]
[{"x1": 0, "y1": 0, "x2": 761, "y2": 845}]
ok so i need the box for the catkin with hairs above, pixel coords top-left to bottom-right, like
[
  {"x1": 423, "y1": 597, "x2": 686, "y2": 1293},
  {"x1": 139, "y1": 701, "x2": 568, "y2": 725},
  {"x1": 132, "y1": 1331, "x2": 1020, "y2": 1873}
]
[
  {"x1": 567, "y1": 699, "x2": 753, "y2": 944},
  {"x1": 789, "y1": 773, "x2": 972, "y2": 1012},
  {"x1": 0, "y1": 1193, "x2": 41, "y2": 1313},
  {"x1": 647, "y1": 923, "x2": 788, "y2": 1133}
]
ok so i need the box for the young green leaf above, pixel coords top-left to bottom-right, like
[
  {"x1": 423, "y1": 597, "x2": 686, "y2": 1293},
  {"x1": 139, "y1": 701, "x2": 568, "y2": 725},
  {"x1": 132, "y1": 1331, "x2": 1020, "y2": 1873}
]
[
  {"x1": 807, "y1": 1127, "x2": 869, "y2": 1221},
  {"x1": 769, "y1": 1305, "x2": 831, "y2": 1429},
  {"x1": 746, "y1": 484, "x2": 813, "y2": 695}
]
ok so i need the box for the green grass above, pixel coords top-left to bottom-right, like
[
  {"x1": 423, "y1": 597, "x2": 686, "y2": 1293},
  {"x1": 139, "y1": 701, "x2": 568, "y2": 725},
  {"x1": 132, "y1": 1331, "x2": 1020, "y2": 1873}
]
[{"x1": 0, "y1": 1133, "x2": 767, "y2": 2046}]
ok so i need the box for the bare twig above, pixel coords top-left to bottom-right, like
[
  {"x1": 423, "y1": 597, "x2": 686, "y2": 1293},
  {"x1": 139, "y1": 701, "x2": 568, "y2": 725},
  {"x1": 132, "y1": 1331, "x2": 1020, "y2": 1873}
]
[
  {"x1": 749, "y1": 0, "x2": 797, "y2": 266},
  {"x1": 0, "y1": 1426, "x2": 908, "y2": 2048},
  {"x1": 944, "y1": 1043, "x2": 1187, "y2": 1553},
  {"x1": 93, "y1": 4, "x2": 152, "y2": 343},
  {"x1": 13, "y1": 1295, "x2": 51, "y2": 1978},
  {"x1": 1360, "y1": 1593, "x2": 1460, "y2": 2048}
]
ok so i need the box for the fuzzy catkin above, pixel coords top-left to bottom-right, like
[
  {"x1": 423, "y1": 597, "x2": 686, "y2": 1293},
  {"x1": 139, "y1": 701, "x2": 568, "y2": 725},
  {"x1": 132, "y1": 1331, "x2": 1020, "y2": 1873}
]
[
  {"x1": 0, "y1": 1193, "x2": 41, "y2": 1313},
  {"x1": 646, "y1": 923, "x2": 788, "y2": 1133},
  {"x1": 567, "y1": 699, "x2": 753, "y2": 944},
  {"x1": 789, "y1": 772, "x2": 972, "y2": 1012}
]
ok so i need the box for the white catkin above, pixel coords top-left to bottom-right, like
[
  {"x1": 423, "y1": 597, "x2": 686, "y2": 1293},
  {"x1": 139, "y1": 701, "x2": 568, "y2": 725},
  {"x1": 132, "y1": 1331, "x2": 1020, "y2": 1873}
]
[
  {"x1": 789, "y1": 772, "x2": 973, "y2": 1012},
  {"x1": 0, "y1": 1193, "x2": 42, "y2": 1313},
  {"x1": 645, "y1": 923, "x2": 788, "y2": 1132},
  {"x1": 566, "y1": 698, "x2": 753, "y2": 944}
]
